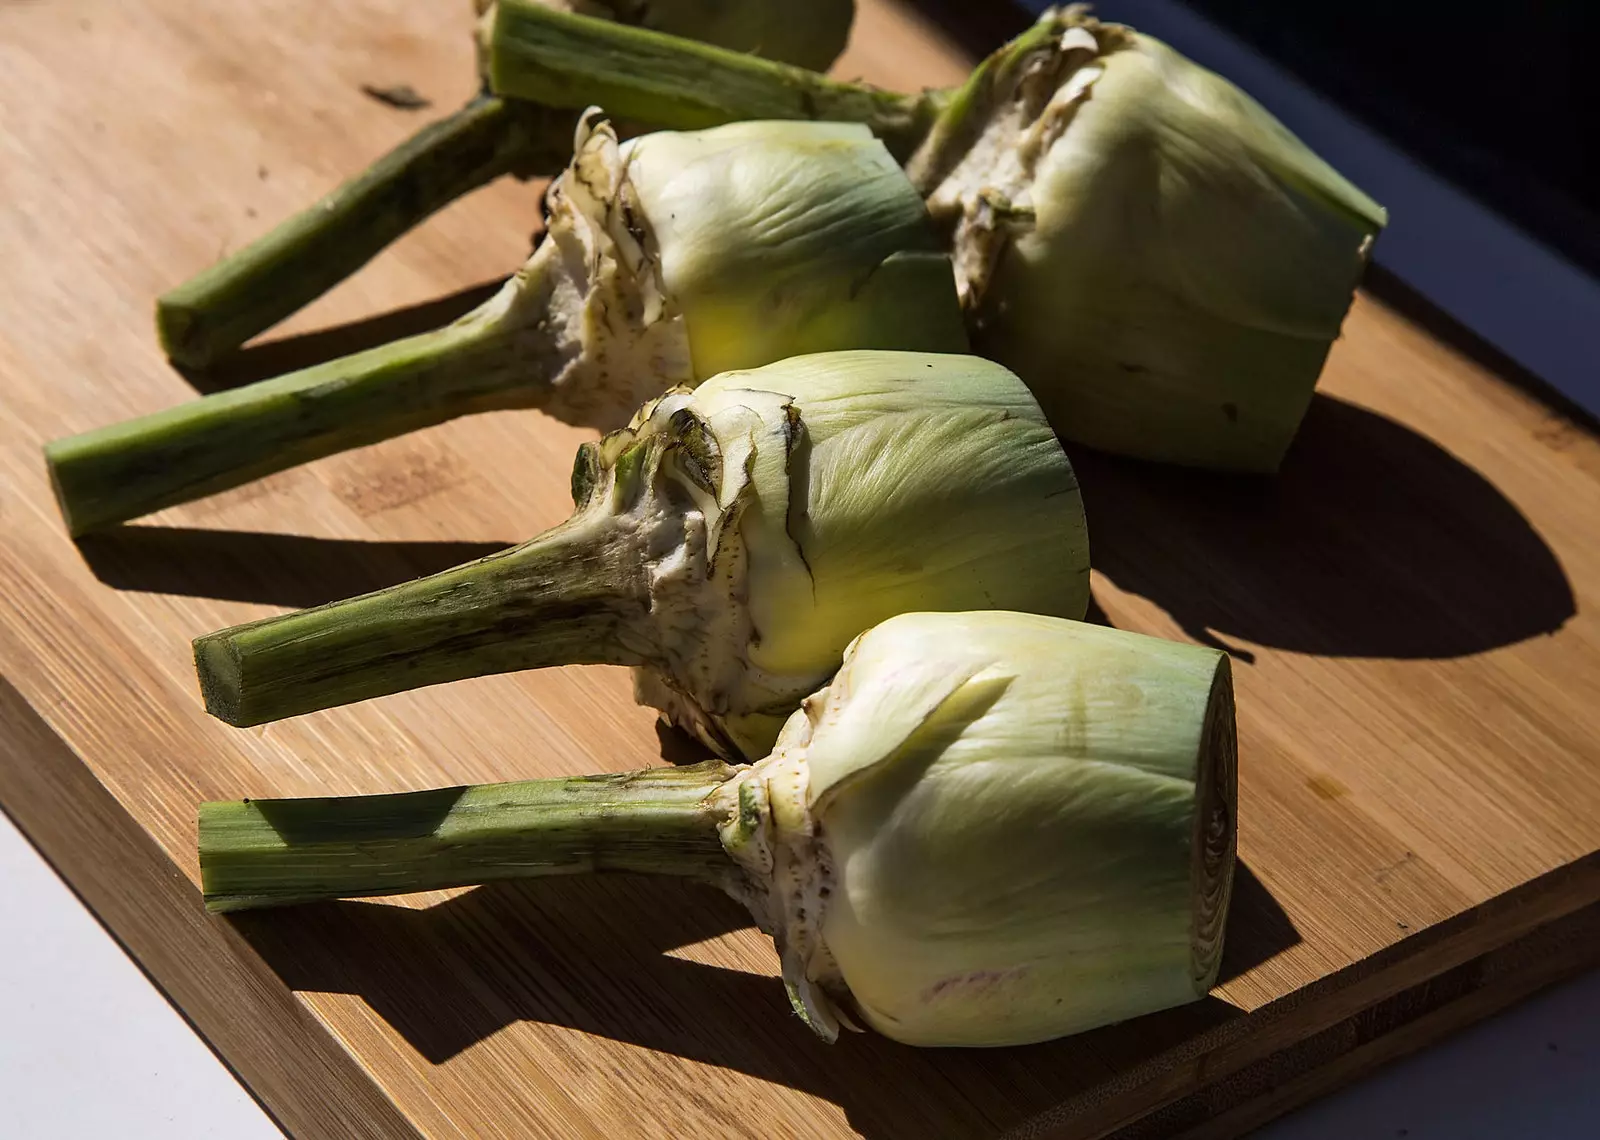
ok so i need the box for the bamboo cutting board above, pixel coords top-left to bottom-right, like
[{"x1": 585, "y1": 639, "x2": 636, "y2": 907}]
[{"x1": 2, "y1": 2, "x2": 1598, "y2": 1137}]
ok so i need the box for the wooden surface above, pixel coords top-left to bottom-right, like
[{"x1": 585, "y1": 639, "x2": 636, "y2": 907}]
[{"x1": 2, "y1": 2, "x2": 1598, "y2": 1137}]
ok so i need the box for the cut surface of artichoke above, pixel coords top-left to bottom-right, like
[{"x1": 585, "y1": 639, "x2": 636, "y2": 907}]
[
  {"x1": 193, "y1": 351, "x2": 1090, "y2": 761},
  {"x1": 199, "y1": 611, "x2": 1237, "y2": 1049}
]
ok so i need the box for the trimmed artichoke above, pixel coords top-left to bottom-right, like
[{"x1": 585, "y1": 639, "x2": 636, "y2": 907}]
[
  {"x1": 49, "y1": 114, "x2": 966, "y2": 535},
  {"x1": 907, "y1": 9, "x2": 1387, "y2": 472},
  {"x1": 193, "y1": 351, "x2": 1089, "y2": 761},
  {"x1": 198, "y1": 610, "x2": 1237, "y2": 1048},
  {"x1": 158, "y1": 0, "x2": 859, "y2": 368},
  {"x1": 490, "y1": 3, "x2": 1388, "y2": 472}
]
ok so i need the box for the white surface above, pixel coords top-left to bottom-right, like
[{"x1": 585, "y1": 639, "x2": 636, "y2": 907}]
[{"x1": 0, "y1": 807, "x2": 282, "y2": 1140}]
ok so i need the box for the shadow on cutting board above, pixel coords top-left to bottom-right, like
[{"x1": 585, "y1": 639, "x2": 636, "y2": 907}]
[
  {"x1": 165, "y1": 268, "x2": 650, "y2": 434},
  {"x1": 231, "y1": 861, "x2": 1297, "y2": 1137},
  {"x1": 75, "y1": 527, "x2": 513, "y2": 609},
  {"x1": 1214, "y1": 864, "x2": 1303, "y2": 986},
  {"x1": 173, "y1": 278, "x2": 510, "y2": 394},
  {"x1": 1359, "y1": 264, "x2": 1600, "y2": 440},
  {"x1": 1072, "y1": 394, "x2": 1575, "y2": 662}
]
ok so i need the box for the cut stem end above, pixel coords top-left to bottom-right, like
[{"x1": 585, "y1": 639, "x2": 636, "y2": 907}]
[{"x1": 1190, "y1": 655, "x2": 1238, "y2": 993}]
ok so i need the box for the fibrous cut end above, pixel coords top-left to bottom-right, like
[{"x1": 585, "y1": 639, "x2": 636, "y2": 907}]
[{"x1": 1190, "y1": 653, "x2": 1238, "y2": 994}]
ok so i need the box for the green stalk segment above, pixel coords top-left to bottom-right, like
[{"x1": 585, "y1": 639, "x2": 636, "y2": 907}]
[
  {"x1": 156, "y1": 95, "x2": 572, "y2": 369},
  {"x1": 48, "y1": 233, "x2": 590, "y2": 538},
  {"x1": 199, "y1": 760, "x2": 739, "y2": 913},
  {"x1": 47, "y1": 304, "x2": 525, "y2": 537},
  {"x1": 192, "y1": 512, "x2": 650, "y2": 728},
  {"x1": 489, "y1": 0, "x2": 942, "y2": 159}
]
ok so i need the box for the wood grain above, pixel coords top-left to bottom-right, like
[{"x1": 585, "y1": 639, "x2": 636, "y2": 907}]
[{"x1": 1, "y1": 2, "x2": 1598, "y2": 1138}]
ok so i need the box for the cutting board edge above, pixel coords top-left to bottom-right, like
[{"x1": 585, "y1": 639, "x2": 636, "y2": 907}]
[
  {"x1": 0, "y1": 676, "x2": 424, "y2": 1140},
  {"x1": 1080, "y1": 894, "x2": 1600, "y2": 1140},
  {"x1": 1157, "y1": 898, "x2": 1600, "y2": 1140},
  {"x1": 1014, "y1": 848, "x2": 1600, "y2": 1139}
]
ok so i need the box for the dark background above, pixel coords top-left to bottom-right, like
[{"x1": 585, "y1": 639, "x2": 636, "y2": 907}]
[{"x1": 1173, "y1": 0, "x2": 1600, "y2": 279}]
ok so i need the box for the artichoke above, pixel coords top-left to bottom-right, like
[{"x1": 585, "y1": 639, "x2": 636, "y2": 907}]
[
  {"x1": 192, "y1": 350, "x2": 1089, "y2": 761},
  {"x1": 198, "y1": 610, "x2": 1237, "y2": 1048},
  {"x1": 49, "y1": 114, "x2": 965, "y2": 535},
  {"x1": 490, "y1": 2, "x2": 1388, "y2": 472},
  {"x1": 908, "y1": 11, "x2": 1387, "y2": 472}
]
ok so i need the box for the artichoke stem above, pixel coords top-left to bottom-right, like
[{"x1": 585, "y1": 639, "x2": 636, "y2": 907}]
[
  {"x1": 156, "y1": 94, "x2": 573, "y2": 369},
  {"x1": 199, "y1": 760, "x2": 740, "y2": 913},
  {"x1": 193, "y1": 510, "x2": 652, "y2": 727},
  {"x1": 47, "y1": 243, "x2": 566, "y2": 536},
  {"x1": 488, "y1": 0, "x2": 944, "y2": 161}
]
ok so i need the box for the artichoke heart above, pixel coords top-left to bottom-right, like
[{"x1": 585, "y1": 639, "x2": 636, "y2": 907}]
[
  {"x1": 908, "y1": 6, "x2": 1388, "y2": 471},
  {"x1": 193, "y1": 351, "x2": 1090, "y2": 761}
]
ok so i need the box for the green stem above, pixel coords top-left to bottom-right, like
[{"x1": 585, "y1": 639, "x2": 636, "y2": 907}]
[
  {"x1": 193, "y1": 510, "x2": 653, "y2": 727},
  {"x1": 156, "y1": 94, "x2": 574, "y2": 369},
  {"x1": 489, "y1": 0, "x2": 945, "y2": 161},
  {"x1": 47, "y1": 319, "x2": 511, "y2": 535},
  {"x1": 199, "y1": 760, "x2": 740, "y2": 913},
  {"x1": 47, "y1": 248, "x2": 567, "y2": 536}
]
